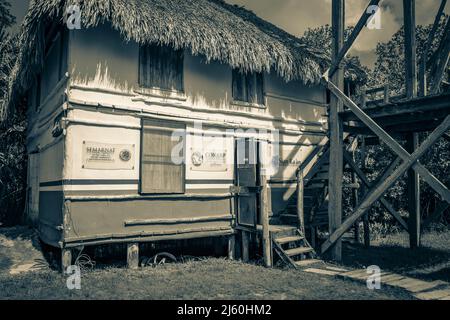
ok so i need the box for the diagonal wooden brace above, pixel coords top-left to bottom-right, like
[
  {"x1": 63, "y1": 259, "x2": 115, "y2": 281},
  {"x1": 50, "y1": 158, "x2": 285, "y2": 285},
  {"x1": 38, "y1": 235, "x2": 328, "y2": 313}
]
[
  {"x1": 326, "y1": 80, "x2": 450, "y2": 204},
  {"x1": 422, "y1": 201, "x2": 450, "y2": 229},
  {"x1": 322, "y1": 114, "x2": 450, "y2": 253},
  {"x1": 343, "y1": 152, "x2": 408, "y2": 231},
  {"x1": 328, "y1": 0, "x2": 382, "y2": 78}
]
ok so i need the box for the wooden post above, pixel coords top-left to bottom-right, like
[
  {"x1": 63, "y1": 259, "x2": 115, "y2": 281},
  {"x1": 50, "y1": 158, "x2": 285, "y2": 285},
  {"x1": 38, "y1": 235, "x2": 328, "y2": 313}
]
[
  {"x1": 419, "y1": 0, "x2": 447, "y2": 96},
  {"x1": 241, "y1": 231, "x2": 250, "y2": 262},
  {"x1": 61, "y1": 248, "x2": 72, "y2": 273},
  {"x1": 328, "y1": 0, "x2": 345, "y2": 261},
  {"x1": 360, "y1": 138, "x2": 370, "y2": 247},
  {"x1": 296, "y1": 169, "x2": 305, "y2": 235},
  {"x1": 127, "y1": 243, "x2": 139, "y2": 269},
  {"x1": 383, "y1": 85, "x2": 390, "y2": 104},
  {"x1": 404, "y1": 0, "x2": 417, "y2": 98},
  {"x1": 228, "y1": 235, "x2": 236, "y2": 260},
  {"x1": 310, "y1": 227, "x2": 317, "y2": 249},
  {"x1": 260, "y1": 173, "x2": 272, "y2": 267},
  {"x1": 403, "y1": 0, "x2": 421, "y2": 249},
  {"x1": 352, "y1": 153, "x2": 360, "y2": 243},
  {"x1": 407, "y1": 133, "x2": 421, "y2": 248}
]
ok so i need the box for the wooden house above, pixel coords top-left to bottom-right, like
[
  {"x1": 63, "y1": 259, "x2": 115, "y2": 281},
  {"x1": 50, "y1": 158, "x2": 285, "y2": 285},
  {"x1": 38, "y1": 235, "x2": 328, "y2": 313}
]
[{"x1": 3, "y1": 0, "x2": 363, "y2": 269}]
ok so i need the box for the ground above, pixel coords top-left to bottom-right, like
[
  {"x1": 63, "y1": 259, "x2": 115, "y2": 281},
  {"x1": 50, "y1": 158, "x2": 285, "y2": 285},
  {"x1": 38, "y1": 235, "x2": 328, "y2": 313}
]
[
  {"x1": 341, "y1": 230, "x2": 450, "y2": 282},
  {"x1": 1, "y1": 226, "x2": 449, "y2": 300}
]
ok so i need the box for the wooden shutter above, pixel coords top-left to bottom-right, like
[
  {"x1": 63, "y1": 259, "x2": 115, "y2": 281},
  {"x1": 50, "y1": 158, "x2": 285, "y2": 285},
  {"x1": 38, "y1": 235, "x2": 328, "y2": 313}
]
[
  {"x1": 139, "y1": 44, "x2": 184, "y2": 91},
  {"x1": 140, "y1": 119, "x2": 185, "y2": 194},
  {"x1": 232, "y1": 69, "x2": 264, "y2": 105},
  {"x1": 232, "y1": 69, "x2": 246, "y2": 102}
]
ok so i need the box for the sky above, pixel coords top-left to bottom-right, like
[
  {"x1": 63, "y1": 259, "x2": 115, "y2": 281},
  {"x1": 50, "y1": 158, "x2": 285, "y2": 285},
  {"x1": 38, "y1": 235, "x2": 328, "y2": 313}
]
[{"x1": 6, "y1": 0, "x2": 450, "y2": 68}]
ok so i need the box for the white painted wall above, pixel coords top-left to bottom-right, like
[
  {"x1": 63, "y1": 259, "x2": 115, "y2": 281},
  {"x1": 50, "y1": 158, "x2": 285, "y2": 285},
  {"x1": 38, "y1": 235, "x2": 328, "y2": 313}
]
[{"x1": 65, "y1": 24, "x2": 328, "y2": 194}]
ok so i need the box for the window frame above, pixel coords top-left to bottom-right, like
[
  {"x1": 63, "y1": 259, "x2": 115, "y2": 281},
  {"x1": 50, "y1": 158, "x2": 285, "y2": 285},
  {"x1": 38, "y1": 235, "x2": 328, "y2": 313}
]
[{"x1": 138, "y1": 43, "x2": 185, "y2": 94}]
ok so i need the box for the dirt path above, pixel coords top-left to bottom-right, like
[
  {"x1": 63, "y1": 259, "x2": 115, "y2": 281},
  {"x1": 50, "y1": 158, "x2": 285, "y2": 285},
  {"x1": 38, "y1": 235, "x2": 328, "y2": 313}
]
[{"x1": 0, "y1": 226, "x2": 48, "y2": 276}]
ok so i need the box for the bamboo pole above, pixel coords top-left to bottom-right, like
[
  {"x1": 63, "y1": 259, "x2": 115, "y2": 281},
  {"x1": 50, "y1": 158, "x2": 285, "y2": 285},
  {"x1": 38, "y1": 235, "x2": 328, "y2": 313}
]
[
  {"x1": 260, "y1": 173, "x2": 272, "y2": 267},
  {"x1": 297, "y1": 169, "x2": 305, "y2": 235}
]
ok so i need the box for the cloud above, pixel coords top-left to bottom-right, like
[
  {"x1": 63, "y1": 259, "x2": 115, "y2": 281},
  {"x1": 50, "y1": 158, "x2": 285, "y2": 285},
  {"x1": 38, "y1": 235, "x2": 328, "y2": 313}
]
[{"x1": 226, "y1": 0, "x2": 450, "y2": 68}]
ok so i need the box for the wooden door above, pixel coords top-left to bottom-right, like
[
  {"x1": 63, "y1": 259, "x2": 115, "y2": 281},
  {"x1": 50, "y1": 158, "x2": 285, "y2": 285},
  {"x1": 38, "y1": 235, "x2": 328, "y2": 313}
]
[{"x1": 235, "y1": 138, "x2": 260, "y2": 228}]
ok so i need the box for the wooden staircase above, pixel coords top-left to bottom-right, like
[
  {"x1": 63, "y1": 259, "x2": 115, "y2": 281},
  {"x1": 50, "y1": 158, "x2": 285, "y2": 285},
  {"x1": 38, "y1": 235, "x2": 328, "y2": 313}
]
[
  {"x1": 278, "y1": 151, "x2": 331, "y2": 239},
  {"x1": 271, "y1": 226, "x2": 322, "y2": 268}
]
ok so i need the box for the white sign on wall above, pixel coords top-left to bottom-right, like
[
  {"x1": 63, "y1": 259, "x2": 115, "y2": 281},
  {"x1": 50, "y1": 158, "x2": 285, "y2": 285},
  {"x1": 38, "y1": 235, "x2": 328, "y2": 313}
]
[
  {"x1": 82, "y1": 141, "x2": 135, "y2": 170},
  {"x1": 190, "y1": 132, "x2": 228, "y2": 172},
  {"x1": 191, "y1": 148, "x2": 228, "y2": 172}
]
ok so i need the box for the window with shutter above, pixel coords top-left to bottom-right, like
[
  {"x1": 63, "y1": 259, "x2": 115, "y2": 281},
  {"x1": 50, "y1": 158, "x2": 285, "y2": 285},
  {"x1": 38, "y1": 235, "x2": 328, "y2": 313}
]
[
  {"x1": 232, "y1": 69, "x2": 264, "y2": 105},
  {"x1": 139, "y1": 43, "x2": 184, "y2": 92},
  {"x1": 140, "y1": 119, "x2": 185, "y2": 194}
]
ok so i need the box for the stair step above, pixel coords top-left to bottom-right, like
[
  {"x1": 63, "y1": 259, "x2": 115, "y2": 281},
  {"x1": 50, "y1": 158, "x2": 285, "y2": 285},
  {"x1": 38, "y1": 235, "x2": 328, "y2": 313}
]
[
  {"x1": 314, "y1": 172, "x2": 329, "y2": 180},
  {"x1": 275, "y1": 235, "x2": 304, "y2": 245},
  {"x1": 295, "y1": 259, "x2": 324, "y2": 267},
  {"x1": 285, "y1": 247, "x2": 314, "y2": 257},
  {"x1": 305, "y1": 184, "x2": 326, "y2": 190}
]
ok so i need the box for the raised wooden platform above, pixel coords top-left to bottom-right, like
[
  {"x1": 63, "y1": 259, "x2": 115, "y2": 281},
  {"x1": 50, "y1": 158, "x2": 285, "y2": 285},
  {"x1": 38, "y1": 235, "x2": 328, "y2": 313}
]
[{"x1": 340, "y1": 92, "x2": 450, "y2": 134}]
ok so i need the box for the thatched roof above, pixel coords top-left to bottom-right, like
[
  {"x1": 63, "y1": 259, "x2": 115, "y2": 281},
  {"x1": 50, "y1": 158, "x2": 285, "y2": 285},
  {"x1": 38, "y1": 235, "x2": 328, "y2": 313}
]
[{"x1": 2, "y1": 0, "x2": 365, "y2": 120}]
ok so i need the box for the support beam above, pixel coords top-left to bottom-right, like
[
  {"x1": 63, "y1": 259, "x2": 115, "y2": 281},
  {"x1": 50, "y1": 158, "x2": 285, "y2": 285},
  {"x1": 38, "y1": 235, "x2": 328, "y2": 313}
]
[
  {"x1": 419, "y1": 0, "x2": 447, "y2": 97},
  {"x1": 360, "y1": 138, "x2": 370, "y2": 247},
  {"x1": 403, "y1": 0, "x2": 417, "y2": 98},
  {"x1": 430, "y1": 17, "x2": 450, "y2": 94},
  {"x1": 343, "y1": 152, "x2": 409, "y2": 231},
  {"x1": 297, "y1": 169, "x2": 305, "y2": 235},
  {"x1": 127, "y1": 243, "x2": 139, "y2": 269},
  {"x1": 322, "y1": 115, "x2": 450, "y2": 253},
  {"x1": 328, "y1": 0, "x2": 382, "y2": 78},
  {"x1": 228, "y1": 235, "x2": 236, "y2": 260},
  {"x1": 326, "y1": 80, "x2": 450, "y2": 204},
  {"x1": 406, "y1": 133, "x2": 421, "y2": 248},
  {"x1": 352, "y1": 152, "x2": 360, "y2": 243},
  {"x1": 260, "y1": 173, "x2": 272, "y2": 267},
  {"x1": 61, "y1": 248, "x2": 72, "y2": 273},
  {"x1": 423, "y1": 201, "x2": 450, "y2": 229},
  {"x1": 328, "y1": 0, "x2": 345, "y2": 262},
  {"x1": 241, "y1": 231, "x2": 250, "y2": 262}
]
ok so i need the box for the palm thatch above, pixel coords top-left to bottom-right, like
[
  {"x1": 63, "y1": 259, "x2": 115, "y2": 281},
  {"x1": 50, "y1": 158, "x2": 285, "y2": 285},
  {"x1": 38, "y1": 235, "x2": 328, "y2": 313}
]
[{"x1": 1, "y1": 0, "x2": 365, "y2": 120}]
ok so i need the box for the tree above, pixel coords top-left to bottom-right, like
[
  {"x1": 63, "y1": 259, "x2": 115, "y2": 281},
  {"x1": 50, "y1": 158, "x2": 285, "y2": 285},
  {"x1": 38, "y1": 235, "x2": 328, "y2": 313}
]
[
  {"x1": 362, "y1": 17, "x2": 450, "y2": 232},
  {"x1": 370, "y1": 15, "x2": 450, "y2": 94},
  {"x1": 0, "y1": 0, "x2": 25, "y2": 226}
]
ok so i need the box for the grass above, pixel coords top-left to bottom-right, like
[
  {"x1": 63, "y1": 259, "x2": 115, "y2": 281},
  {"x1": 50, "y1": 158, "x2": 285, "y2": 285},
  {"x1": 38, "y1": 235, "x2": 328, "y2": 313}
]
[
  {"x1": 0, "y1": 258, "x2": 413, "y2": 300},
  {"x1": 4, "y1": 226, "x2": 450, "y2": 300}
]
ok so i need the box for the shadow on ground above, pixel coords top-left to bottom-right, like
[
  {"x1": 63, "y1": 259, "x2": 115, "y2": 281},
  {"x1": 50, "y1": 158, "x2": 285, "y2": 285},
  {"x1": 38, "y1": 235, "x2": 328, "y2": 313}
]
[{"x1": 337, "y1": 231, "x2": 450, "y2": 282}]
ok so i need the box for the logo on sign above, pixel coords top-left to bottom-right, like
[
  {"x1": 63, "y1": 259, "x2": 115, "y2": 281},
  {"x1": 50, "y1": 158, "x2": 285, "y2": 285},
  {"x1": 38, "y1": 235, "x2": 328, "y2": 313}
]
[
  {"x1": 119, "y1": 149, "x2": 131, "y2": 162},
  {"x1": 191, "y1": 151, "x2": 204, "y2": 167}
]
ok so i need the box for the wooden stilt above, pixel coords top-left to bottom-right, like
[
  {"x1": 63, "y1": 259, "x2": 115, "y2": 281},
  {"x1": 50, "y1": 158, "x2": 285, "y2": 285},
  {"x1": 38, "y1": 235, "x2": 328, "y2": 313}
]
[
  {"x1": 296, "y1": 169, "x2": 305, "y2": 235},
  {"x1": 61, "y1": 248, "x2": 72, "y2": 273},
  {"x1": 310, "y1": 226, "x2": 317, "y2": 249},
  {"x1": 322, "y1": 115, "x2": 450, "y2": 253},
  {"x1": 352, "y1": 168, "x2": 360, "y2": 243},
  {"x1": 127, "y1": 243, "x2": 139, "y2": 269},
  {"x1": 260, "y1": 173, "x2": 272, "y2": 267},
  {"x1": 403, "y1": 0, "x2": 418, "y2": 99},
  {"x1": 328, "y1": 0, "x2": 345, "y2": 262},
  {"x1": 360, "y1": 138, "x2": 370, "y2": 247},
  {"x1": 241, "y1": 231, "x2": 249, "y2": 262},
  {"x1": 407, "y1": 133, "x2": 421, "y2": 248},
  {"x1": 228, "y1": 235, "x2": 236, "y2": 260}
]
